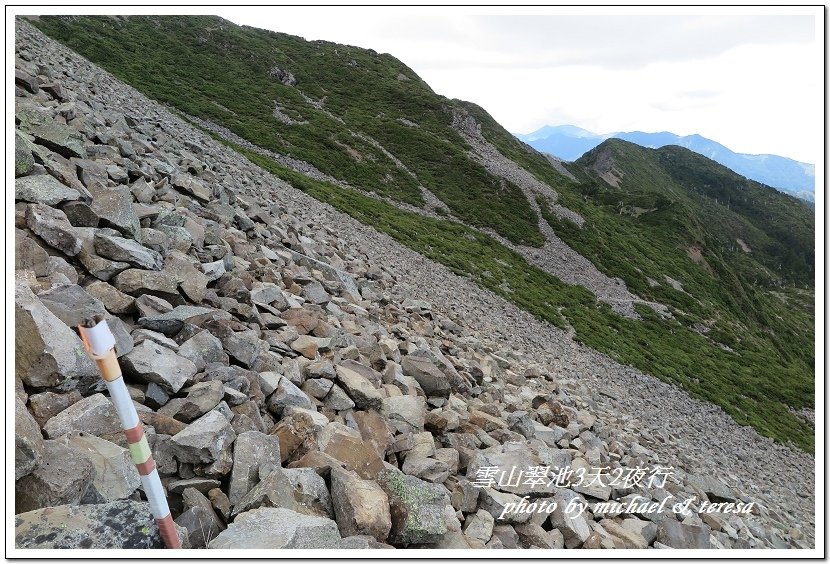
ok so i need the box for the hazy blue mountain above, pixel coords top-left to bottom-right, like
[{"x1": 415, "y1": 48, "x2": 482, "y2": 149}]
[{"x1": 516, "y1": 125, "x2": 815, "y2": 201}]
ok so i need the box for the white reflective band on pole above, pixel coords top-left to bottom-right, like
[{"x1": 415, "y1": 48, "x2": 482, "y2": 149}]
[
  {"x1": 140, "y1": 469, "x2": 169, "y2": 519},
  {"x1": 83, "y1": 318, "x2": 117, "y2": 356},
  {"x1": 105, "y1": 378, "x2": 140, "y2": 430}
]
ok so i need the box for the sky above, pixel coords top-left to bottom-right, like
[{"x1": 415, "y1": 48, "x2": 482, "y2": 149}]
[{"x1": 216, "y1": 6, "x2": 822, "y2": 164}]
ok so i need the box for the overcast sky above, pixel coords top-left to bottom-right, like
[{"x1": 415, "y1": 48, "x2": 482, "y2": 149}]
[{"x1": 216, "y1": 7, "x2": 821, "y2": 164}]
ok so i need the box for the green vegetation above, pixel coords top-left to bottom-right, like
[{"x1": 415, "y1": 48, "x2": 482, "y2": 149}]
[
  {"x1": 32, "y1": 15, "x2": 542, "y2": 246},
  {"x1": 227, "y1": 138, "x2": 815, "y2": 452},
  {"x1": 31, "y1": 15, "x2": 815, "y2": 451}
]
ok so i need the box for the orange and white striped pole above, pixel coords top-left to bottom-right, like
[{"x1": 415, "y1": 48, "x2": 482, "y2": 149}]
[{"x1": 78, "y1": 316, "x2": 182, "y2": 549}]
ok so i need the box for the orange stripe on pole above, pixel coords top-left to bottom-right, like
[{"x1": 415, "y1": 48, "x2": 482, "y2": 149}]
[
  {"x1": 94, "y1": 352, "x2": 122, "y2": 382},
  {"x1": 135, "y1": 457, "x2": 156, "y2": 476},
  {"x1": 124, "y1": 423, "x2": 144, "y2": 444},
  {"x1": 156, "y1": 514, "x2": 182, "y2": 549}
]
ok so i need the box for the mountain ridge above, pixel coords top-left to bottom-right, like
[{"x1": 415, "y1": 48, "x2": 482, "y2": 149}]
[{"x1": 516, "y1": 124, "x2": 815, "y2": 202}]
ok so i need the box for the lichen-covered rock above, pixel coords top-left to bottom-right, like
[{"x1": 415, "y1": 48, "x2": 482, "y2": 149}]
[
  {"x1": 17, "y1": 108, "x2": 86, "y2": 158},
  {"x1": 15, "y1": 500, "x2": 184, "y2": 549},
  {"x1": 377, "y1": 469, "x2": 448, "y2": 546},
  {"x1": 15, "y1": 130, "x2": 35, "y2": 177}
]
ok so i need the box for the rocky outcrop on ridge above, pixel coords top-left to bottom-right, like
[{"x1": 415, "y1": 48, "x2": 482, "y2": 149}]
[{"x1": 14, "y1": 19, "x2": 813, "y2": 551}]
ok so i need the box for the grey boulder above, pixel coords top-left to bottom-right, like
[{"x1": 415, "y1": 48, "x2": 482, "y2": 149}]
[
  {"x1": 209, "y1": 507, "x2": 343, "y2": 549},
  {"x1": 121, "y1": 340, "x2": 198, "y2": 394},
  {"x1": 16, "y1": 174, "x2": 81, "y2": 205}
]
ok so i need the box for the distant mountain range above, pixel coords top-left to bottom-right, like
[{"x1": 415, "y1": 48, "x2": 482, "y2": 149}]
[{"x1": 516, "y1": 125, "x2": 815, "y2": 202}]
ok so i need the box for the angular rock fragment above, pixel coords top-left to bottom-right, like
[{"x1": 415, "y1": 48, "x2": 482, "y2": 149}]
[
  {"x1": 137, "y1": 305, "x2": 215, "y2": 335},
  {"x1": 87, "y1": 183, "x2": 141, "y2": 240},
  {"x1": 112, "y1": 268, "x2": 179, "y2": 301},
  {"x1": 401, "y1": 356, "x2": 450, "y2": 398},
  {"x1": 318, "y1": 425, "x2": 386, "y2": 479},
  {"x1": 16, "y1": 441, "x2": 93, "y2": 513},
  {"x1": 228, "y1": 431, "x2": 281, "y2": 506},
  {"x1": 28, "y1": 391, "x2": 82, "y2": 428},
  {"x1": 164, "y1": 250, "x2": 209, "y2": 303},
  {"x1": 169, "y1": 410, "x2": 236, "y2": 465},
  {"x1": 377, "y1": 469, "x2": 449, "y2": 545},
  {"x1": 208, "y1": 507, "x2": 343, "y2": 549},
  {"x1": 284, "y1": 467, "x2": 334, "y2": 517},
  {"x1": 330, "y1": 467, "x2": 391, "y2": 542},
  {"x1": 121, "y1": 340, "x2": 197, "y2": 394},
  {"x1": 178, "y1": 330, "x2": 228, "y2": 370},
  {"x1": 19, "y1": 111, "x2": 86, "y2": 158},
  {"x1": 479, "y1": 488, "x2": 533, "y2": 525},
  {"x1": 381, "y1": 395, "x2": 426, "y2": 433},
  {"x1": 657, "y1": 519, "x2": 711, "y2": 549},
  {"x1": 266, "y1": 376, "x2": 314, "y2": 416},
  {"x1": 15, "y1": 398, "x2": 45, "y2": 480},
  {"x1": 16, "y1": 174, "x2": 81, "y2": 205},
  {"x1": 42, "y1": 393, "x2": 121, "y2": 439},
  {"x1": 231, "y1": 465, "x2": 299, "y2": 516},
  {"x1": 324, "y1": 384, "x2": 355, "y2": 411},
  {"x1": 94, "y1": 232, "x2": 163, "y2": 270},
  {"x1": 15, "y1": 130, "x2": 35, "y2": 176},
  {"x1": 176, "y1": 505, "x2": 223, "y2": 549},
  {"x1": 84, "y1": 280, "x2": 135, "y2": 314},
  {"x1": 36, "y1": 283, "x2": 107, "y2": 329},
  {"x1": 55, "y1": 431, "x2": 140, "y2": 503},
  {"x1": 549, "y1": 489, "x2": 591, "y2": 547},
  {"x1": 172, "y1": 172, "x2": 212, "y2": 202},
  {"x1": 463, "y1": 509, "x2": 494, "y2": 544},
  {"x1": 401, "y1": 455, "x2": 450, "y2": 484},
  {"x1": 26, "y1": 203, "x2": 82, "y2": 256},
  {"x1": 335, "y1": 363, "x2": 383, "y2": 410},
  {"x1": 15, "y1": 229, "x2": 50, "y2": 276},
  {"x1": 171, "y1": 381, "x2": 225, "y2": 423}
]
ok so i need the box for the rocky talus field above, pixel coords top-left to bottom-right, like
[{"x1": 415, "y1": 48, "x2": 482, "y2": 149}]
[{"x1": 13, "y1": 21, "x2": 814, "y2": 550}]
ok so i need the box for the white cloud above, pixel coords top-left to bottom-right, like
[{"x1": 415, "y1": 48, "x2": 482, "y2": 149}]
[{"x1": 217, "y1": 7, "x2": 822, "y2": 163}]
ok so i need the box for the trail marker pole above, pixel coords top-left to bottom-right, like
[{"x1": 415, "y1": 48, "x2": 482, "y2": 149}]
[{"x1": 78, "y1": 317, "x2": 182, "y2": 549}]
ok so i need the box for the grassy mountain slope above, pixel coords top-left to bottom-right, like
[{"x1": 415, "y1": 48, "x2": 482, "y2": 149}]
[
  {"x1": 31, "y1": 15, "x2": 543, "y2": 246},
  {"x1": 30, "y1": 15, "x2": 815, "y2": 451}
]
